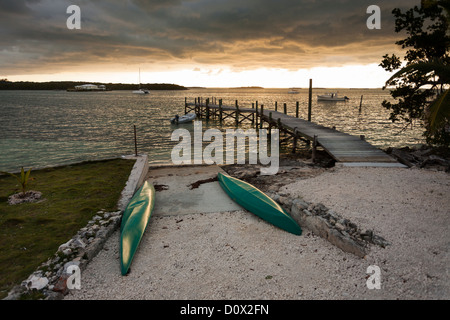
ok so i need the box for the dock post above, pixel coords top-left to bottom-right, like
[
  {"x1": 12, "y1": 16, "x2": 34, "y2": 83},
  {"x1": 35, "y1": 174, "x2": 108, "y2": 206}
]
[
  {"x1": 268, "y1": 112, "x2": 273, "y2": 139},
  {"x1": 308, "y1": 79, "x2": 312, "y2": 122},
  {"x1": 255, "y1": 106, "x2": 259, "y2": 128},
  {"x1": 219, "y1": 99, "x2": 223, "y2": 123},
  {"x1": 251, "y1": 103, "x2": 255, "y2": 125},
  {"x1": 359, "y1": 95, "x2": 363, "y2": 113},
  {"x1": 260, "y1": 105, "x2": 264, "y2": 129},
  {"x1": 206, "y1": 98, "x2": 210, "y2": 120},
  {"x1": 134, "y1": 125, "x2": 138, "y2": 156},
  {"x1": 275, "y1": 101, "x2": 278, "y2": 112},
  {"x1": 235, "y1": 100, "x2": 240, "y2": 125},
  {"x1": 296, "y1": 101, "x2": 299, "y2": 118},
  {"x1": 284, "y1": 103, "x2": 287, "y2": 114},
  {"x1": 185, "y1": 97, "x2": 187, "y2": 114},
  {"x1": 277, "y1": 118, "x2": 282, "y2": 146},
  {"x1": 312, "y1": 135, "x2": 317, "y2": 163},
  {"x1": 292, "y1": 135, "x2": 298, "y2": 154}
]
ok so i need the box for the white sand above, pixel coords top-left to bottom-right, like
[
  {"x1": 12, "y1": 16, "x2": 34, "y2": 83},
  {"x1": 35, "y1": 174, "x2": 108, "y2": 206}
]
[{"x1": 65, "y1": 166, "x2": 449, "y2": 300}]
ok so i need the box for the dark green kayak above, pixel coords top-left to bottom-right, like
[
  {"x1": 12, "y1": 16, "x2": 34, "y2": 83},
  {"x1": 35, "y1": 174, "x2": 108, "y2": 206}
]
[
  {"x1": 217, "y1": 172, "x2": 302, "y2": 235},
  {"x1": 120, "y1": 181, "x2": 155, "y2": 275}
]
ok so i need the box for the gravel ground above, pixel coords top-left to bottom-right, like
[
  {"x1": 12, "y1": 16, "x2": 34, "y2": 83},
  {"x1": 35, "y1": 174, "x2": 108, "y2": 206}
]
[{"x1": 65, "y1": 166, "x2": 449, "y2": 300}]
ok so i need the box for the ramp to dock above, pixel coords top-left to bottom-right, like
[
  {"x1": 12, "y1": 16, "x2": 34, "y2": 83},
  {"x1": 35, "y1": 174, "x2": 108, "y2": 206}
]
[{"x1": 262, "y1": 110, "x2": 399, "y2": 164}]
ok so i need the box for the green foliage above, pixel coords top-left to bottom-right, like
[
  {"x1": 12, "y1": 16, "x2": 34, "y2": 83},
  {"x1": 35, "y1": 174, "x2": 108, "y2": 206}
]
[
  {"x1": 380, "y1": 0, "x2": 450, "y2": 146},
  {"x1": 0, "y1": 167, "x2": 34, "y2": 195}
]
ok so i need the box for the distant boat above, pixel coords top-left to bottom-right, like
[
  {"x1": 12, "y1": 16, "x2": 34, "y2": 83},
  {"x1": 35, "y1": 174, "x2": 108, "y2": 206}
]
[
  {"x1": 133, "y1": 69, "x2": 150, "y2": 94},
  {"x1": 317, "y1": 93, "x2": 349, "y2": 101},
  {"x1": 170, "y1": 113, "x2": 196, "y2": 124},
  {"x1": 288, "y1": 88, "x2": 300, "y2": 94},
  {"x1": 67, "y1": 84, "x2": 110, "y2": 92},
  {"x1": 133, "y1": 88, "x2": 149, "y2": 94}
]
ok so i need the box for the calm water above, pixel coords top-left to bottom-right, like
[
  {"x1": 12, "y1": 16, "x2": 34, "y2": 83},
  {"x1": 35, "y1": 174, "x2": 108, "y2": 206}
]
[{"x1": 0, "y1": 88, "x2": 425, "y2": 172}]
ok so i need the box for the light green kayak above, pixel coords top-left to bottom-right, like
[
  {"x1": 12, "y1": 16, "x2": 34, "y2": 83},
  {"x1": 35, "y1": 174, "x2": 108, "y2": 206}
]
[
  {"x1": 218, "y1": 172, "x2": 302, "y2": 236},
  {"x1": 120, "y1": 181, "x2": 155, "y2": 275}
]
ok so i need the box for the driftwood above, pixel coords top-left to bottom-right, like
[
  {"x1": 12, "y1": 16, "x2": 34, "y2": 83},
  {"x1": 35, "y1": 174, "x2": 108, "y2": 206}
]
[{"x1": 387, "y1": 147, "x2": 450, "y2": 171}]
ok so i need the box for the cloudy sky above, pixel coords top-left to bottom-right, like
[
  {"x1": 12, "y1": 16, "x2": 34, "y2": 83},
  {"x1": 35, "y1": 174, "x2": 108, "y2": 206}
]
[{"x1": 0, "y1": 0, "x2": 418, "y2": 88}]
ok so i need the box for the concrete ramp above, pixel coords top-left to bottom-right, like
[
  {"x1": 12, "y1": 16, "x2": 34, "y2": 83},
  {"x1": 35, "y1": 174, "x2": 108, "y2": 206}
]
[{"x1": 147, "y1": 165, "x2": 243, "y2": 216}]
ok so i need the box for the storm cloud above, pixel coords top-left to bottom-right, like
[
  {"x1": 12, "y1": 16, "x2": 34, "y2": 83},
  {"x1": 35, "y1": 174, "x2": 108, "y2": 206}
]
[{"x1": 0, "y1": 0, "x2": 417, "y2": 76}]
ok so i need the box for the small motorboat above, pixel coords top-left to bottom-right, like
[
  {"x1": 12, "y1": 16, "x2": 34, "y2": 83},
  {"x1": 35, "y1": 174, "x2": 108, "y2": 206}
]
[
  {"x1": 170, "y1": 113, "x2": 196, "y2": 124},
  {"x1": 288, "y1": 88, "x2": 300, "y2": 94},
  {"x1": 317, "y1": 93, "x2": 349, "y2": 101},
  {"x1": 133, "y1": 88, "x2": 149, "y2": 94}
]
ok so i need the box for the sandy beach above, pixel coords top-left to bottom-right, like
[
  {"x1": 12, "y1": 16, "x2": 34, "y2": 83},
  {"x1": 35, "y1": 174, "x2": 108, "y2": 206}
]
[{"x1": 65, "y1": 164, "x2": 449, "y2": 300}]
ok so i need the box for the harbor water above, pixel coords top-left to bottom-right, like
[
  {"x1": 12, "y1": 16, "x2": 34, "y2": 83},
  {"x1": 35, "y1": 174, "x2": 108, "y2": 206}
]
[{"x1": 0, "y1": 88, "x2": 425, "y2": 172}]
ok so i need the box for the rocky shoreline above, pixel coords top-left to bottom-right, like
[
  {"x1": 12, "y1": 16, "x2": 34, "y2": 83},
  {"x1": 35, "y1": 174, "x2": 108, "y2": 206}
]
[{"x1": 4, "y1": 209, "x2": 123, "y2": 300}]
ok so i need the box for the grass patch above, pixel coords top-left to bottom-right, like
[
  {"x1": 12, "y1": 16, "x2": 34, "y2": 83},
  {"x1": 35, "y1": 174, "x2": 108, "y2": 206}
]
[{"x1": 0, "y1": 158, "x2": 136, "y2": 299}]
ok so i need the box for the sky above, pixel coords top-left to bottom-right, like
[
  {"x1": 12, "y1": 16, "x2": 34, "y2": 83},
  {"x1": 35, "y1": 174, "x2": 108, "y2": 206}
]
[{"x1": 0, "y1": 0, "x2": 419, "y2": 88}]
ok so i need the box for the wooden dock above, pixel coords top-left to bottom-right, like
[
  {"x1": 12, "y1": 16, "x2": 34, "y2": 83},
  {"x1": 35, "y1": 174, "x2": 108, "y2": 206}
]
[{"x1": 185, "y1": 97, "x2": 403, "y2": 166}]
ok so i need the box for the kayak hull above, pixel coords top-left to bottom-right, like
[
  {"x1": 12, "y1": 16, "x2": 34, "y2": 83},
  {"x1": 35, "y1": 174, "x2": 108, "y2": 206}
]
[
  {"x1": 120, "y1": 181, "x2": 155, "y2": 275},
  {"x1": 217, "y1": 172, "x2": 302, "y2": 235}
]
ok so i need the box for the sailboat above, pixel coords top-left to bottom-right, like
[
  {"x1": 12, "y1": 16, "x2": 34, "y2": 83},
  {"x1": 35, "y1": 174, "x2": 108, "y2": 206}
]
[{"x1": 133, "y1": 69, "x2": 150, "y2": 94}]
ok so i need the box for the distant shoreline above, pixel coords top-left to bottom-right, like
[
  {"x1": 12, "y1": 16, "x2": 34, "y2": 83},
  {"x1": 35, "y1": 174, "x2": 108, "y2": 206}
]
[{"x1": 0, "y1": 80, "x2": 188, "y2": 91}]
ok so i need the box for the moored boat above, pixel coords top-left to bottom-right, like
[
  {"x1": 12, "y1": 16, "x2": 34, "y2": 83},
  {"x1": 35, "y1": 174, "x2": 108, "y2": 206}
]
[
  {"x1": 217, "y1": 172, "x2": 302, "y2": 235},
  {"x1": 133, "y1": 88, "x2": 149, "y2": 94},
  {"x1": 317, "y1": 93, "x2": 349, "y2": 101},
  {"x1": 170, "y1": 112, "x2": 196, "y2": 124}
]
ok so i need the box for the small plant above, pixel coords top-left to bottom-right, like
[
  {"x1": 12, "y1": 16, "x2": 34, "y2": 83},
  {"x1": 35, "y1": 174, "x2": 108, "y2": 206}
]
[{"x1": 0, "y1": 167, "x2": 34, "y2": 196}]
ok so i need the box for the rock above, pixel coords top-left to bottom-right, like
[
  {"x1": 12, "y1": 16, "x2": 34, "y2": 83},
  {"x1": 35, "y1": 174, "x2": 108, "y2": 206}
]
[
  {"x1": 22, "y1": 274, "x2": 49, "y2": 291},
  {"x1": 3, "y1": 285, "x2": 27, "y2": 300},
  {"x1": 58, "y1": 240, "x2": 72, "y2": 252},
  {"x1": 71, "y1": 238, "x2": 86, "y2": 249},
  {"x1": 7, "y1": 190, "x2": 43, "y2": 205},
  {"x1": 52, "y1": 274, "x2": 70, "y2": 295},
  {"x1": 292, "y1": 198, "x2": 309, "y2": 211},
  {"x1": 335, "y1": 223, "x2": 346, "y2": 231},
  {"x1": 61, "y1": 248, "x2": 72, "y2": 256}
]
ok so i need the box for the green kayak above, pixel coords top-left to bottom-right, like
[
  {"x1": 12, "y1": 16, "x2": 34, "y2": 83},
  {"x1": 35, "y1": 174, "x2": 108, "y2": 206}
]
[
  {"x1": 217, "y1": 172, "x2": 302, "y2": 236},
  {"x1": 120, "y1": 181, "x2": 155, "y2": 275}
]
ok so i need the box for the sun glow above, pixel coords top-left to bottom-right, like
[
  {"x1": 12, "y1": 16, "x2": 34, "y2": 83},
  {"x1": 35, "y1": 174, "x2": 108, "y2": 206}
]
[{"x1": 5, "y1": 63, "x2": 391, "y2": 89}]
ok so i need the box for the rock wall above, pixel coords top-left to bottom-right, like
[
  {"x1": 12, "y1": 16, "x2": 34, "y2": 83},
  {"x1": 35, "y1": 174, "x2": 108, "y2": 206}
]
[{"x1": 271, "y1": 193, "x2": 390, "y2": 258}]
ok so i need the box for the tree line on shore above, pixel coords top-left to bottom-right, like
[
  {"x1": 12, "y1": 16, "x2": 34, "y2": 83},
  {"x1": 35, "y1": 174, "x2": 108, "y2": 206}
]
[{"x1": 0, "y1": 79, "x2": 188, "y2": 91}]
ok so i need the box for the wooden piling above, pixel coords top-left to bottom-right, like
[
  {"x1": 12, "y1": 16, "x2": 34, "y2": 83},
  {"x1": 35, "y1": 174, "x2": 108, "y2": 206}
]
[
  {"x1": 292, "y1": 130, "x2": 298, "y2": 154},
  {"x1": 296, "y1": 101, "x2": 299, "y2": 118},
  {"x1": 260, "y1": 105, "x2": 264, "y2": 129},
  {"x1": 219, "y1": 99, "x2": 223, "y2": 123},
  {"x1": 308, "y1": 79, "x2": 312, "y2": 122},
  {"x1": 359, "y1": 95, "x2": 363, "y2": 113},
  {"x1": 134, "y1": 125, "x2": 138, "y2": 156},
  {"x1": 235, "y1": 100, "x2": 239, "y2": 125},
  {"x1": 312, "y1": 135, "x2": 317, "y2": 163},
  {"x1": 284, "y1": 103, "x2": 287, "y2": 115}
]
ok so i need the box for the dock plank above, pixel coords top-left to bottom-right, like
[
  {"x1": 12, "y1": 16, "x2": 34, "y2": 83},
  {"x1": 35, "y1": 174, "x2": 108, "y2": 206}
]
[{"x1": 190, "y1": 102, "x2": 400, "y2": 165}]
